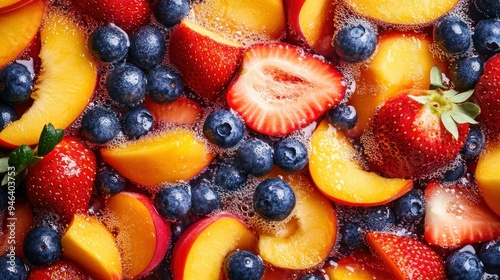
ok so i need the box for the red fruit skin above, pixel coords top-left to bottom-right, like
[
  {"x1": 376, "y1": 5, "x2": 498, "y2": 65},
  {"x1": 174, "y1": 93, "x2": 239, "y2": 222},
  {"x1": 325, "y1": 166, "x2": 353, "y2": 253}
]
[
  {"x1": 25, "y1": 136, "x2": 97, "y2": 223},
  {"x1": 72, "y1": 0, "x2": 151, "y2": 33},
  {"x1": 366, "y1": 232, "x2": 446, "y2": 280},
  {"x1": 474, "y1": 54, "x2": 500, "y2": 140},
  {"x1": 168, "y1": 21, "x2": 244, "y2": 101},
  {"x1": 144, "y1": 96, "x2": 202, "y2": 126},
  {"x1": 27, "y1": 259, "x2": 91, "y2": 280},
  {"x1": 362, "y1": 90, "x2": 468, "y2": 179}
]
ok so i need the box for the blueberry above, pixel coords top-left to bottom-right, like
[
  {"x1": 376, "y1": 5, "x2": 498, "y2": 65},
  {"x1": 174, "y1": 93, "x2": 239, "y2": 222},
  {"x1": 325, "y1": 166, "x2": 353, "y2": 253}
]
[
  {"x1": 0, "y1": 186, "x2": 7, "y2": 211},
  {"x1": 0, "y1": 62, "x2": 33, "y2": 105},
  {"x1": 154, "y1": 0, "x2": 190, "y2": 28},
  {"x1": 129, "y1": 26, "x2": 166, "y2": 70},
  {"x1": 81, "y1": 106, "x2": 121, "y2": 144},
  {"x1": 96, "y1": 167, "x2": 126, "y2": 195},
  {"x1": 392, "y1": 188, "x2": 425, "y2": 225},
  {"x1": 441, "y1": 161, "x2": 467, "y2": 183},
  {"x1": 236, "y1": 139, "x2": 274, "y2": 177},
  {"x1": 461, "y1": 126, "x2": 485, "y2": 161},
  {"x1": 170, "y1": 215, "x2": 197, "y2": 244},
  {"x1": 0, "y1": 103, "x2": 17, "y2": 131},
  {"x1": 155, "y1": 185, "x2": 191, "y2": 222},
  {"x1": 273, "y1": 138, "x2": 308, "y2": 173},
  {"x1": 475, "y1": 0, "x2": 500, "y2": 18},
  {"x1": 479, "y1": 240, "x2": 500, "y2": 274},
  {"x1": 333, "y1": 22, "x2": 377, "y2": 63},
  {"x1": 449, "y1": 56, "x2": 484, "y2": 91},
  {"x1": 224, "y1": 250, "x2": 264, "y2": 280},
  {"x1": 147, "y1": 65, "x2": 183, "y2": 103},
  {"x1": 338, "y1": 222, "x2": 364, "y2": 253},
  {"x1": 446, "y1": 249, "x2": 484, "y2": 280},
  {"x1": 106, "y1": 63, "x2": 147, "y2": 106},
  {"x1": 473, "y1": 19, "x2": 500, "y2": 56},
  {"x1": 299, "y1": 274, "x2": 325, "y2": 280},
  {"x1": 0, "y1": 255, "x2": 27, "y2": 280},
  {"x1": 203, "y1": 109, "x2": 245, "y2": 148},
  {"x1": 253, "y1": 178, "x2": 295, "y2": 221},
  {"x1": 23, "y1": 227, "x2": 61, "y2": 266},
  {"x1": 327, "y1": 103, "x2": 358, "y2": 130},
  {"x1": 214, "y1": 162, "x2": 247, "y2": 192},
  {"x1": 434, "y1": 16, "x2": 471, "y2": 55},
  {"x1": 363, "y1": 205, "x2": 395, "y2": 231},
  {"x1": 191, "y1": 180, "x2": 220, "y2": 216},
  {"x1": 122, "y1": 105, "x2": 154, "y2": 139},
  {"x1": 88, "y1": 23, "x2": 129, "y2": 63}
]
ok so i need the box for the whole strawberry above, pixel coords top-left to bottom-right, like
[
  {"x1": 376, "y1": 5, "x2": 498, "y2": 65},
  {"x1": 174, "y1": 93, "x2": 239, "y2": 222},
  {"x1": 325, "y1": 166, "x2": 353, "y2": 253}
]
[
  {"x1": 25, "y1": 136, "x2": 97, "y2": 223},
  {"x1": 473, "y1": 54, "x2": 500, "y2": 140},
  {"x1": 361, "y1": 67, "x2": 480, "y2": 179},
  {"x1": 72, "y1": 0, "x2": 151, "y2": 33}
]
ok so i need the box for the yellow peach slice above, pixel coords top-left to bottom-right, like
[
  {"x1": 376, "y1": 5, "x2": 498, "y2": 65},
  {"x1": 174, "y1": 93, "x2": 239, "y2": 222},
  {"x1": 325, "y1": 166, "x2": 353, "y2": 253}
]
[
  {"x1": 100, "y1": 129, "x2": 214, "y2": 186},
  {"x1": 61, "y1": 215, "x2": 122, "y2": 280},
  {"x1": 258, "y1": 169, "x2": 337, "y2": 270},
  {"x1": 0, "y1": 0, "x2": 43, "y2": 67},
  {"x1": 348, "y1": 32, "x2": 446, "y2": 137},
  {"x1": 192, "y1": 0, "x2": 286, "y2": 40},
  {"x1": 309, "y1": 120, "x2": 412, "y2": 206},
  {"x1": 343, "y1": 0, "x2": 459, "y2": 25},
  {"x1": 0, "y1": 9, "x2": 97, "y2": 147},
  {"x1": 475, "y1": 139, "x2": 500, "y2": 217},
  {"x1": 325, "y1": 251, "x2": 396, "y2": 280}
]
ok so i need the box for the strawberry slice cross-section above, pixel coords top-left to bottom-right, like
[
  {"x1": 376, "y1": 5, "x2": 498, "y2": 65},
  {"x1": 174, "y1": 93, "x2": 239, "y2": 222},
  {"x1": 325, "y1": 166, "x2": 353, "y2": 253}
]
[{"x1": 227, "y1": 42, "x2": 346, "y2": 136}]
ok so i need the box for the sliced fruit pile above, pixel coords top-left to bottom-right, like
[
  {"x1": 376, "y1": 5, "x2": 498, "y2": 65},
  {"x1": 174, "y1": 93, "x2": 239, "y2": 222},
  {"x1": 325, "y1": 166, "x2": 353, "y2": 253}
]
[{"x1": 0, "y1": 0, "x2": 500, "y2": 279}]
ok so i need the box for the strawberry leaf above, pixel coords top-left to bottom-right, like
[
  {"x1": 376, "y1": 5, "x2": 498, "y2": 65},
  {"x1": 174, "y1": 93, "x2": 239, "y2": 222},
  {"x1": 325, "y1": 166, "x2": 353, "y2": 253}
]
[
  {"x1": 8, "y1": 145, "x2": 38, "y2": 171},
  {"x1": 441, "y1": 112, "x2": 459, "y2": 140},
  {"x1": 458, "y1": 102, "x2": 481, "y2": 120},
  {"x1": 430, "y1": 66, "x2": 447, "y2": 90},
  {"x1": 37, "y1": 123, "x2": 64, "y2": 157},
  {"x1": 0, "y1": 158, "x2": 9, "y2": 173},
  {"x1": 449, "y1": 90, "x2": 474, "y2": 103}
]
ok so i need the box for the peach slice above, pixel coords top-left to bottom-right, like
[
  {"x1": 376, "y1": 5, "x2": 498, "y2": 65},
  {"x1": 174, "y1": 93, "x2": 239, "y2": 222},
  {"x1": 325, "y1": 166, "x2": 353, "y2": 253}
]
[
  {"x1": 348, "y1": 32, "x2": 446, "y2": 138},
  {"x1": 0, "y1": 0, "x2": 43, "y2": 68},
  {"x1": 0, "y1": 0, "x2": 33, "y2": 13},
  {"x1": 104, "y1": 192, "x2": 170, "y2": 279},
  {"x1": 100, "y1": 129, "x2": 214, "y2": 186},
  {"x1": 61, "y1": 215, "x2": 122, "y2": 280},
  {"x1": 144, "y1": 96, "x2": 203, "y2": 126},
  {"x1": 0, "y1": 9, "x2": 97, "y2": 147},
  {"x1": 325, "y1": 251, "x2": 396, "y2": 280},
  {"x1": 343, "y1": 0, "x2": 459, "y2": 25},
  {"x1": 475, "y1": 139, "x2": 500, "y2": 217},
  {"x1": 284, "y1": 0, "x2": 336, "y2": 58},
  {"x1": 172, "y1": 214, "x2": 258, "y2": 280},
  {"x1": 0, "y1": 202, "x2": 33, "y2": 258},
  {"x1": 192, "y1": 0, "x2": 286, "y2": 40},
  {"x1": 257, "y1": 169, "x2": 337, "y2": 270},
  {"x1": 309, "y1": 119, "x2": 412, "y2": 206}
]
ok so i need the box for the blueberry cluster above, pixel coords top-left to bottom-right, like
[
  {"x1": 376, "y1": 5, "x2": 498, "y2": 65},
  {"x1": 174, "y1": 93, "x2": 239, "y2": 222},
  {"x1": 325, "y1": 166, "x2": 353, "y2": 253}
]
[{"x1": 445, "y1": 241, "x2": 500, "y2": 280}]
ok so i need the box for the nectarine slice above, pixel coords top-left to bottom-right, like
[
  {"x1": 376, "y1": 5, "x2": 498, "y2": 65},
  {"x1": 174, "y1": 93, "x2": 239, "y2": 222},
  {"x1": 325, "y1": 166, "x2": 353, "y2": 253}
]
[
  {"x1": 100, "y1": 129, "x2": 214, "y2": 186},
  {"x1": 348, "y1": 32, "x2": 446, "y2": 137},
  {"x1": 475, "y1": 139, "x2": 500, "y2": 217},
  {"x1": 325, "y1": 251, "x2": 396, "y2": 280},
  {"x1": 0, "y1": 9, "x2": 97, "y2": 147},
  {"x1": 343, "y1": 0, "x2": 459, "y2": 25},
  {"x1": 172, "y1": 214, "x2": 258, "y2": 280},
  {"x1": 258, "y1": 169, "x2": 337, "y2": 270},
  {"x1": 61, "y1": 215, "x2": 122, "y2": 280},
  {"x1": 0, "y1": 202, "x2": 33, "y2": 258},
  {"x1": 105, "y1": 192, "x2": 170, "y2": 279},
  {"x1": 309, "y1": 120, "x2": 412, "y2": 206},
  {"x1": 0, "y1": 0, "x2": 43, "y2": 67}
]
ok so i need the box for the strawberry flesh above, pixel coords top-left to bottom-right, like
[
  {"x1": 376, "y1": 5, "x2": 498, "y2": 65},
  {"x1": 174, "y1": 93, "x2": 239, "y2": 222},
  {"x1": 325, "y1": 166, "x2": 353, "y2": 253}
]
[{"x1": 227, "y1": 42, "x2": 345, "y2": 136}]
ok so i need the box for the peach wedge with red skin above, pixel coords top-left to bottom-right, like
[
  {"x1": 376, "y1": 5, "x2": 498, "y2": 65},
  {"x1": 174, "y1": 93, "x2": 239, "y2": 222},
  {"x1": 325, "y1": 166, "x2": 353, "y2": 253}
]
[
  {"x1": 100, "y1": 128, "x2": 214, "y2": 186},
  {"x1": 0, "y1": 9, "x2": 97, "y2": 147},
  {"x1": 475, "y1": 139, "x2": 500, "y2": 217},
  {"x1": 309, "y1": 120, "x2": 412, "y2": 206},
  {"x1": 258, "y1": 169, "x2": 337, "y2": 270},
  {"x1": 104, "y1": 192, "x2": 170, "y2": 279},
  {"x1": 0, "y1": 0, "x2": 34, "y2": 13},
  {"x1": 172, "y1": 214, "x2": 258, "y2": 280},
  {"x1": 343, "y1": 0, "x2": 459, "y2": 25},
  {"x1": 0, "y1": 0, "x2": 43, "y2": 68},
  {"x1": 61, "y1": 214, "x2": 122, "y2": 280}
]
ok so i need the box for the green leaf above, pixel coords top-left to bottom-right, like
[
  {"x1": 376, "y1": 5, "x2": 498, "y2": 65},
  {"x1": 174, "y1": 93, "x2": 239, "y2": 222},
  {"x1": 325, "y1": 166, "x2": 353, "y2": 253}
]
[
  {"x1": 8, "y1": 145, "x2": 34, "y2": 171},
  {"x1": 408, "y1": 95, "x2": 430, "y2": 105},
  {"x1": 444, "y1": 89, "x2": 458, "y2": 99},
  {"x1": 449, "y1": 90, "x2": 474, "y2": 103},
  {"x1": 451, "y1": 111, "x2": 478, "y2": 124},
  {"x1": 37, "y1": 123, "x2": 64, "y2": 157},
  {"x1": 430, "y1": 66, "x2": 447, "y2": 90},
  {"x1": 458, "y1": 102, "x2": 481, "y2": 120},
  {"x1": 0, "y1": 157, "x2": 9, "y2": 173},
  {"x1": 441, "y1": 112, "x2": 459, "y2": 140}
]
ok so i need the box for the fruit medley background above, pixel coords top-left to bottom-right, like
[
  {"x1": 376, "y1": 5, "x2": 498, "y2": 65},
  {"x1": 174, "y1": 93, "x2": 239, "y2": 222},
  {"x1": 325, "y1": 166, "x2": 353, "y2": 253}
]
[{"x1": 0, "y1": 0, "x2": 499, "y2": 279}]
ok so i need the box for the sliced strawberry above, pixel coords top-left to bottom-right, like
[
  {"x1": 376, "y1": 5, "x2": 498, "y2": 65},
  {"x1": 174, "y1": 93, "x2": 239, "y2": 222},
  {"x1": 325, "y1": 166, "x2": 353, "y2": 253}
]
[
  {"x1": 366, "y1": 232, "x2": 446, "y2": 280},
  {"x1": 474, "y1": 54, "x2": 500, "y2": 139},
  {"x1": 227, "y1": 42, "x2": 345, "y2": 136},
  {"x1": 144, "y1": 96, "x2": 203, "y2": 125},
  {"x1": 27, "y1": 259, "x2": 91, "y2": 280},
  {"x1": 72, "y1": 0, "x2": 151, "y2": 33},
  {"x1": 424, "y1": 180, "x2": 500, "y2": 248}
]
